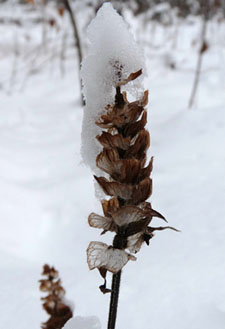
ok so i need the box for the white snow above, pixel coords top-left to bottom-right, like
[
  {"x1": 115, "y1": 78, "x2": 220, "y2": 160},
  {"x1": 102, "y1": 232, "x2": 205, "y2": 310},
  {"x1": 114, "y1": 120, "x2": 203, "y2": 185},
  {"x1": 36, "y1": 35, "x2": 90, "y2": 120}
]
[
  {"x1": 81, "y1": 3, "x2": 145, "y2": 171},
  {"x1": 63, "y1": 316, "x2": 101, "y2": 329},
  {"x1": 0, "y1": 2, "x2": 225, "y2": 329}
]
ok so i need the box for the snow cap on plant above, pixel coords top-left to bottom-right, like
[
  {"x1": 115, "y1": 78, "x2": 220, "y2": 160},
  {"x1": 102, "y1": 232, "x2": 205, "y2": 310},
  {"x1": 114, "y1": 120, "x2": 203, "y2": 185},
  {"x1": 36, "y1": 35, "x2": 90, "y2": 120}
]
[
  {"x1": 81, "y1": 3, "x2": 178, "y2": 294},
  {"x1": 81, "y1": 2, "x2": 146, "y2": 172}
]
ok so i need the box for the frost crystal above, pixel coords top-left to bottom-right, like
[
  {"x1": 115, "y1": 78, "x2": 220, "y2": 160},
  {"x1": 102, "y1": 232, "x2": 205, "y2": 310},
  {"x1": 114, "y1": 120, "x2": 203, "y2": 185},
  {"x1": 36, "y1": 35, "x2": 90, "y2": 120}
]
[{"x1": 81, "y1": 3, "x2": 145, "y2": 171}]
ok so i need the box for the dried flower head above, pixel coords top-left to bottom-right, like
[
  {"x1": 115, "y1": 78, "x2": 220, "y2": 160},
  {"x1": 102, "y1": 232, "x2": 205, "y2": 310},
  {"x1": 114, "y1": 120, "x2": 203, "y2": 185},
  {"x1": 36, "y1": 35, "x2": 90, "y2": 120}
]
[
  {"x1": 39, "y1": 264, "x2": 72, "y2": 329},
  {"x1": 87, "y1": 68, "x2": 178, "y2": 291}
]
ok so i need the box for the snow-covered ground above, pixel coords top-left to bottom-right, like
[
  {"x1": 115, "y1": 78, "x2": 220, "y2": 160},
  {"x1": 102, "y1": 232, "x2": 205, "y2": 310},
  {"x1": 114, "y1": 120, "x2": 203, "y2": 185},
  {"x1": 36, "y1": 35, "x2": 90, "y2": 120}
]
[{"x1": 0, "y1": 2, "x2": 225, "y2": 329}]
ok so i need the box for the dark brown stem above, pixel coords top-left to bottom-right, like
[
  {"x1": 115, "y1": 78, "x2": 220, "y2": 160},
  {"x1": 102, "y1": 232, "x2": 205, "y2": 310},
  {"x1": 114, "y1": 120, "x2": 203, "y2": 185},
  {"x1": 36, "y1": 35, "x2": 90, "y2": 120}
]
[
  {"x1": 107, "y1": 271, "x2": 122, "y2": 329},
  {"x1": 188, "y1": 1, "x2": 208, "y2": 109},
  {"x1": 63, "y1": 0, "x2": 84, "y2": 106}
]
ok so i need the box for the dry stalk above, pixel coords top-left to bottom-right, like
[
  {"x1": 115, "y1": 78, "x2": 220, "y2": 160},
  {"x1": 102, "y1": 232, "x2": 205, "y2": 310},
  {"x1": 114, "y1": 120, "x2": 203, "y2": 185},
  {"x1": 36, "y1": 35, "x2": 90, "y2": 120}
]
[
  {"x1": 39, "y1": 264, "x2": 73, "y2": 329},
  {"x1": 87, "y1": 68, "x2": 178, "y2": 329},
  {"x1": 188, "y1": 1, "x2": 209, "y2": 109}
]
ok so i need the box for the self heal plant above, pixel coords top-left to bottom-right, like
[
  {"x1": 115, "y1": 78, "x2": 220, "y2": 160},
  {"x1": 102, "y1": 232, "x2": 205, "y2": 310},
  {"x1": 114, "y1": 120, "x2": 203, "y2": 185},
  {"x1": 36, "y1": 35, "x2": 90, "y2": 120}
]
[
  {"x1": 86, "y1": 70, "x2": 178, "y2": 329},
  {"x1": 39, "y1": 264, "x2": 73, "y2": 329},
  {"x1": 81, "y1": 4, "x2": 178, "y2": 329}
]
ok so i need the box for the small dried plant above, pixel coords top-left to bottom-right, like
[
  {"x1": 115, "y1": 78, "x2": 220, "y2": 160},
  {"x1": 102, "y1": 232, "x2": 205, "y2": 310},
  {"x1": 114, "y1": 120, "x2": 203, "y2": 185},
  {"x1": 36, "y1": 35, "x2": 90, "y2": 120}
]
[
  {"x1": 86, "y1": 68, "x2": 178, "y2": 329},
  {"x1": 39, "y1": 264, "x2": 73, "y2": 329}
]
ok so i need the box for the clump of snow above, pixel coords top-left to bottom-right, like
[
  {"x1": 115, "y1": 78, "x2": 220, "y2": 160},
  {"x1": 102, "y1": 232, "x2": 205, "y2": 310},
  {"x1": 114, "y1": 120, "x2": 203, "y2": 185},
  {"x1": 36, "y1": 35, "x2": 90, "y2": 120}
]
[
  {"x1": 81, "y1": 2, "x2": 146, "y2": 171},
  {"x1": 63, "y1": 316, "x2": 101, "y2": 329}
]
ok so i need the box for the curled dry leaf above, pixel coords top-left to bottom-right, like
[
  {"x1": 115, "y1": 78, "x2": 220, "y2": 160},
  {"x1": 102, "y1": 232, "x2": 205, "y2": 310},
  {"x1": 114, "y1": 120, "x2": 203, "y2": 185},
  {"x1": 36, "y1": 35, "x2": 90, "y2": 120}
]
[{"x1": 87, "y1": 241, "x2": 136, "y2": 274}]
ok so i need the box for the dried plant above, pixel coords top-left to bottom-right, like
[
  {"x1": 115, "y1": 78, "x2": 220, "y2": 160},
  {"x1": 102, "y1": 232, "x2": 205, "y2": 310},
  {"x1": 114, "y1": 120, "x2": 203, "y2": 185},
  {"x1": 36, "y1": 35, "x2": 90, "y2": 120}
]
[
  {"x1": 86, "y1": 68, "x2": 178, "y2": 329},
  {"x1": 39, "y1": 264, "x2": 73, "y2": 329}
]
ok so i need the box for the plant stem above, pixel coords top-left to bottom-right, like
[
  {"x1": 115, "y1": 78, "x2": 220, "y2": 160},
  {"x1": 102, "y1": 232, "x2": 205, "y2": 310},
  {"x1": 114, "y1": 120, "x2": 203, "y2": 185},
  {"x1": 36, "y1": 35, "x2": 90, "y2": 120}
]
[
  {"x1": 64, "y1": 0, "x2": 84, "y2": 106},
  {"x1": 188, "y1": 1, "x2": 209, "y2": 109},
  {"x1": 107, "y1": 271, "x2": 122, "y2": 329}
]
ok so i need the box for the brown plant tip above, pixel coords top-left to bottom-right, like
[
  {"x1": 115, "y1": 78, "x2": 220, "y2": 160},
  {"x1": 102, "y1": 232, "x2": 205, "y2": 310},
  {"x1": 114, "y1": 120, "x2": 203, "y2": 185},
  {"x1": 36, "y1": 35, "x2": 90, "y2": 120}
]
[
  {"x1": 39, "y1": 264, "x2": 72, "y2": 329},
  {"x1": 116, "y1": 69, "x2": 142, "y2": 87}
]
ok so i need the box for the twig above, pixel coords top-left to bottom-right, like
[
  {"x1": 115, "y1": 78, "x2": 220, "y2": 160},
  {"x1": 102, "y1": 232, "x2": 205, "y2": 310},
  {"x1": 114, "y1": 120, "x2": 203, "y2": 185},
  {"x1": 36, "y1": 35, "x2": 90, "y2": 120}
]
[
  {"x1": 63, "y1": 0, "x2": 84, "y2": 105},
  {"x1": 188, "y1": 2, "x2": 208, "y2": 109}
]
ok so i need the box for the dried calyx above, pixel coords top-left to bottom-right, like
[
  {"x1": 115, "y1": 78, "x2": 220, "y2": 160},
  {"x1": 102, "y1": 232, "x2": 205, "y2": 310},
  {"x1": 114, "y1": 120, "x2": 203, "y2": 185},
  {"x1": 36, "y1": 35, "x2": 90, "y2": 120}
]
[
  {"x1": 39, "y1": 264, "x2": 72, "y2": 329},
  {"x1": 87, "y1": 68, "x2": 178, "y2": 292}
]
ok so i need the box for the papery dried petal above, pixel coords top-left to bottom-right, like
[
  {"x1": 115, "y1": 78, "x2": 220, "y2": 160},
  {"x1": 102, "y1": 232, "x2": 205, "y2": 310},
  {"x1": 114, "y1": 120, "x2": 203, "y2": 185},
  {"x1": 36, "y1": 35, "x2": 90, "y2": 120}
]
[
  {"x1": 139, "y1": 90, "x2": 149, "y2": 107},
  {"x1": 112, "y1": 205, "x2": 149, "y2": 226},
  {"x1": 96, "y1": 149, "x2": 122, "y2": 177},
  {"x1": 94, "y1": 176, "x2": 133, "y2": 200},
  {"x1": 42, "y1": 264, "x2": 51, "y2": 275},
  {"x1": 101, "y1": 197, "x2": 120, "y2": 216},
  {"x1": 88, "y1": 212, "x2": 116, "y2": 232},
  {"x1": 126, "y1": 232, "x2": 144, "y2": 253},
  {"x1": 87, "y1": 241, "x2": 136, "y2": 273},
  {"x1": 123, "y1": 110, "x2": 147, "y2": 138},
  {"x1": 139, "y1": 156, "x2": 153, "y2": 181},
  {"x1": 97, "y1": 132, "x2": 130, "y2": 150},
  {"x1": 131, "y1": 177, "x2": 152, "y2": 205},
  {"x1": 39, "y1": 280, "x2": 52, "y2": 292},
  {"x1": 123, "y1": 102, "x2": 144, "y2": 125},
  {"x1": 125, "y1": 129, "x2": 150, "y2": 159},
  {"x1": 120, "y1": 159, "x2": 141, "y2": 184}
]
